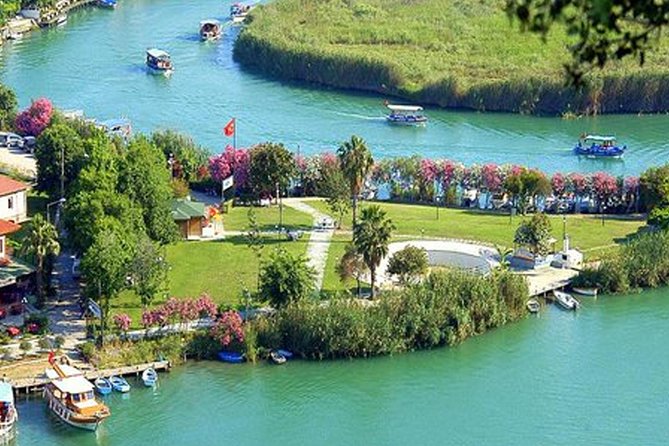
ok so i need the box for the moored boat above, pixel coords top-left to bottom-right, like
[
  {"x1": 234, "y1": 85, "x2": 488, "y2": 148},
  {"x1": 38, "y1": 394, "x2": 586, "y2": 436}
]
[
  {"x1": 93, "y1": 377, "x2": 112, "y2": 396},
  {"x1": 44, "y1": 360, "x2": 111, "y2": 431},
  {"x1": 200, "y1": 19, "x2": 222, "y2": 41},
  {"x1": 146, "y1": 49, "x2": 173, "y2": 76},
  {"x1": 97, "y1": 0, "x2": 117, "y2": 8},
  {"x1": 56, "y1": 14, "x2": 68, "y2": 27},
  {"x1": 0, "y1": 382, "x2": 17, "y2": 441},
  {"x1": 96, "y1": 118, "x2": 132, "y2": 139},
  {"x1": 217, "y1": 351, "x2": 245, "y2": 363},
  {"x1": 230, "y1": 3, "x2": 254, "y2": 24},
  {"x1": 572, "y1": 287, "x2": 598, "y2": 298},
  {"x1": 526, "y1": 298, "x2": 540, "y2": 314},
  {"x1": 574, "y1": 135, "x2": 626, "y2": 158},
  {"x1": 385, "y1": 103, "x2": 428, "y2": 126},
  {"x1": 141, "y1": 368, "x2": 158, "y2": 387},
  {"x1": 110, "y1": 376, "x2": 131, "y2": 393},
  {"x1": 269, "y1": 351, "x2": 286, "y2": 365},
  {"x1": 276, "y1": 349, "x2": 293, "y2": 359},
  {"x1": 553, "y1": 290, "x2": 580, "y2": 311}
]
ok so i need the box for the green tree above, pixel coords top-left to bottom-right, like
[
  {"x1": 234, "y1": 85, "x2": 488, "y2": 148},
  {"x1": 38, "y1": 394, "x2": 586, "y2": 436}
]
[
  {"x1": 514, "y1": 213, "x2": 553, "y2": 257},
  {"x1": 151, "y1": 130, "x2": 209, "y2": 182},
  {"x1": 81, "y1": 227, "x2": 133, "y2": 345},
  {"x1": 245, "y1": 207, "x2": 265, "y2": 288},
  {"x1": 640, "y1": 164, "x2": 669, "y2": 212},
  {"x1": 387, "y1": 245, "x2": 429, "y2": 286},
  {"x1": 0, "y1": 84, "x2": 17, "y2": 130},
  {"x1": 504, "y1": 168, "x2": 551, "y2": 214},
  {"x1": 259, "y1": 248, "x2": 315, "y2": 308},
  {"x1": 129, "y1": 236, "x2": 169, "y2": 308},
  {"x1": 337, "y1": 135, "x2": 373, "y2": 227},
  {"x1": 119, "y1": 136, "x2": 178, "y2": 244},
  {"x1": 505, "y1": 0, "x2": 669, "y2": 82},
  {"x1": 248, "y1": 142, "x2": 295, "y2": 198},
  {"x1": 353, "y1": 205, "x2": 395, "y2": 298},
  {"x1": 336, "y1": 243, "x2": 368, "y2": 296},
  {"x1": 34, "y1": 123, "x2": 87, "y2": 197},
  {"x1": 321, "y1": 167, "x2": 350, "y2": 229},
  {"x1": 19, "y1": 214, "x2": 60, "y2": 306}
]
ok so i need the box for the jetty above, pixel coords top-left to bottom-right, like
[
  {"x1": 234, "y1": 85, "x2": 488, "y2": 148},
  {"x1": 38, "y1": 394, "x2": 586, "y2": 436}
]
[
  {"x1": 11, "y1": 360, "x2": 171, "y2": 395},
  {"x1": 518, "y1": 267, "x2": 579, "y2": 297}
]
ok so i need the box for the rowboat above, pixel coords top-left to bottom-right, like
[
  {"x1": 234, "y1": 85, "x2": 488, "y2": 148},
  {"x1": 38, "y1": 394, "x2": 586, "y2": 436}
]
[
  {"x1": 572, "y1": 287, "x2": 598, "y2": 298},
  {"x1": 141, "y1": 368, "x2": 158, "y2": 387},
  {"x1": 574, "y1": 135, "x2": 626, "y2": 159},
  {"x1": 44, "y1": 359, "x2": 111, "y2": 431},
  {"x1": 217, "y1": 351, "x2": 244, "y2": 363},
  {"x1": 0, "y1": 382, "x2": 17, "y2": 441},
  {"x1": 526, "y1": 298, "x2": 540, "y2": 314},
  {"x1": 553, "y1": 290, "x2": 580, "y2": 311},
  {"x1": 146, "y1": 49, "x2": 174, "y2": 76},
  {"x1": 110, "y1": 376, "x2": 131, "y2": 393},
  {"x1": 385, "y1": 103, "x2": 428, "y2": 126},
  {"x1": 93, "y1": 377, "x2": 112, "y2": 396},
  {"x1": 269, "y1": 351, "x2": 286, "y2": 365},
  {"x1": 200, "y1": 19, "x2": 222, "y2": 41}
]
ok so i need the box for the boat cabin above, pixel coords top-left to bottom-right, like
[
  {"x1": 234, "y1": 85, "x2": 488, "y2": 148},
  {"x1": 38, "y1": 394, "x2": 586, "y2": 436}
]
[
  {"x1": 581, "y1": 135, "x2": 616, "y2": 147},
  {"x1": 200, "y1": 19, "x2": 221, "y2": 40},
  {"x1": 385, "y1": 104, "x2": 428, "y2": 125},
  {"x1": 230, "y1": 3, "x2": 253, "y2": 22},
  {"x1": 146, "y1": 49, "x2": 173, "y2": 73},
  {"x1": 0, "y1": 382, "x2": 16, "y2": 438},
  {"x1": 574, "y1": 134, "x2": 626, "y2": 158}
]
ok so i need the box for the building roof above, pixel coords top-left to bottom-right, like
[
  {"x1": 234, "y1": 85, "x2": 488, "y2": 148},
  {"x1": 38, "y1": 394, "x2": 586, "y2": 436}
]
[
  {"x1": 0, "y1": 219, "x2": 20, "y2": 236},
  {"x1": 0, "y1": 382, "x2": 13, "y2": 404},
  {"x1": 171, "y1": 199, "x2": 207, "y2": 221},
  {"x1": 51, "y1": 376, "x2": 94, "y2": 394},
  {"x1": 0, "y1": 175, "x2": 28, "y2": 196},
  {"x1": 0, "y1": 259, "x2": 34, "y2": 288}
]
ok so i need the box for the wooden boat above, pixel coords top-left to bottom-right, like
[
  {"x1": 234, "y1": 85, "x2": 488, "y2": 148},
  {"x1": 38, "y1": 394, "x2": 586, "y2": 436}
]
[
  {"x1": 269, "y1": 351, "x2": 286, "y2": 365},
  {"x1": 572, "y1": 287, "x2": 598, "y2": 298},
  {"x1": 553, "y1": 290, "x2": 580, "y2": 311},
  {"x1": 230, "y1": 3, "x2": 254, "y2": 24},
  {"x1": 526, "y1": 298, "x2": 540, "y2": 314},
  {"x1": 93, "y1": 377, "x2": 112, "y2": 396},
  {"x1": 146, "y1": 49, "x2": 173, "y2": 76},
  {"x1": 0, "y1": 382, "x2": 17, "y2": 441},
  {"x1": 44, "y1": 360, "x2": 111, "y2": 431},
  {"x1": 200, "y1": 19, "x2": 222, "y2": 41},
  {"x1": 110, "y1": 376, "x2": 130, "y2": 393},
  {"x1": 574, "y1": 135, "x2": 625, "y2": 159},
  {"x1": 385, "y1": 103, "x2": 428, "y2": 126},
  {"x1": 141, "y1": 368, "x2": 158, "y2": 387},
  {"x1": 276, "y1": 349, "x2": 294, "y2": 359},
  {"x1": 217, "y1": 351, "x2": 244, "y2": 363}
]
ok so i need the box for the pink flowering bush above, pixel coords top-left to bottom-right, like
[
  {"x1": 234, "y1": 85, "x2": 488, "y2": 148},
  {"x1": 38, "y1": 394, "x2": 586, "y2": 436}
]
[
  {"x1": 481, "y1": 163, "x2": 502, "y2": 192},
  {"x1": 551, "y1": 173, "x2": 566, "y2": 196},
  {"x1": 210, "y1": 311, "x2": 245, "y2": 349},
  {"x1": 567, "y1": 173, "x2": 588, "y2": 195},
  {"x1": 141, "y1": 294, "x2": 218, "y2": 330},
  {"x1": 195, "y1": 294, "x2": 218, "y2": 319},
  {"x1": 208, "y1": 146, "x2": 250, "y2": 191},
  {"x1": 591, "y1": 171, "x2": 618, "y2": 201},
  {"x1": 113, "y1": 313, "x2": 132, "y2": 333},
  {"x1": 15, "y1": 98, "x2": 53, "y2": 136}
]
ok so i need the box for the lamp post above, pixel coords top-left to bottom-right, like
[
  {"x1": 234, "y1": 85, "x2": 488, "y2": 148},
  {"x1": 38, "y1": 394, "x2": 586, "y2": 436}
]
[
  {"x1": 60, "y1": 145, "x2": 65, "y2": 199},
  {"x1": 46, "y1": 197, "x2": 66, "y2": 225}
]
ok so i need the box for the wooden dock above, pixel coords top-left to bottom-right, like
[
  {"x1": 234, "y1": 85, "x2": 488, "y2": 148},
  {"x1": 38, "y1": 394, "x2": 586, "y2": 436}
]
[
  {"x1": 517, "y1": 267, "x2": 579, "y2": 297},
  {"x1": 11, "y1": 360, "x2": 171, "y2": 395}
]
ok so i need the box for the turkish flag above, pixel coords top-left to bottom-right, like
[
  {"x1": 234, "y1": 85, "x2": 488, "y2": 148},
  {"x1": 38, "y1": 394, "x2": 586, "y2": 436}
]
[{"x1": 223, "y1": 118, "x2": 235, "y2": 137}]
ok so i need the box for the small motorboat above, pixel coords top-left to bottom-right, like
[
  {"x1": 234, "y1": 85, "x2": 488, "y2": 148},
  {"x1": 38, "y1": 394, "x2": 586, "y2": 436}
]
[
  {"x1": 276, "y1": 349, "x2": 294, "y2": 360},
  {"x1": 269, "y1": 351, "x2": 286, "y2": 365},
  {"x1": 0, "y1": 382, "x2": 17, "y2": 441},
  {"x1": 230, "y1": 3, "x2": 254, "y2": 24},
  {"x1": 572, "y1": 287, "x2": 598, "y2": 298},
  {"x1": 94, "y1": 377, "x2": 112, "y2": 396},
  {"x1": 110, "y1": 376, "x2": 131, "y2": 393},
  {"x1": 200, "y1": 19, "x2": 222, "y2": 41},
  {"x1": 217, "y1": 351, "x2": 244, "y2": 363},
  {"x1": 141, "y1": 368, "x2": 158, "y2": 387},
  {"x1": 146, "y1": 48, "x2": 174, "y2": 76},
  {"x1": 574, "y1": 135, "x2": 626, "y2": 159},
  {"x1": 526, "y1": 299, "x2": 540, "y2": 314},
  {"x1": 385, "y1": 103, "x2": 428, "y2": 126},
  {"x1": 553, "y1": 290, "x2": 580, "y2": 311},
  {"x1": 56, "y1": 14, "x2": 68, "y2": 27}
]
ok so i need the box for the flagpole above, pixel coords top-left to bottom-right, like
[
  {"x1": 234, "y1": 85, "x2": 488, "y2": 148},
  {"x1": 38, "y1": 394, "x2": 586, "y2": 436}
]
[{"x1": 233, "y1": 117, "x2": 237, "y2": 150}]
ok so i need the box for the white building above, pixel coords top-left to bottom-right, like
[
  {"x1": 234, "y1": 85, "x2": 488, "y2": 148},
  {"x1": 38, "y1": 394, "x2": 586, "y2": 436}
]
[{"x1": 0, "y1": 176, "x2": 28, "y2": 223}]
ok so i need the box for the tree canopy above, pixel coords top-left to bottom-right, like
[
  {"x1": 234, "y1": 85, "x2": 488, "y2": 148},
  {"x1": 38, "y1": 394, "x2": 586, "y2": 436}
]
[
  {"x1": 259, "y1": 248, "x2": 315, "y2": 308},
  {"x1": 353, "y1": 205, "x2": 395, "y2": 298},
  {"x1": 338, "y1": 135, "x2": 373, "y2": 226},
  {"x1": 387, "y1": 245, "x2": 429, "y2": 285},
  {"x1": 249, "y1": 142, "x2": 296, "y2": 198},
  {"x1": 514, "y1": 213, "x2": 553, "y2": 256}
]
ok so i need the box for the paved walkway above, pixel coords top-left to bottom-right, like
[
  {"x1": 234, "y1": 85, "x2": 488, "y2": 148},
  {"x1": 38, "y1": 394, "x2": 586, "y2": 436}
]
[
  {"x1": 47, "y1": 250, "x2": 86, "y2": 340},
  {"x1": 283, "y1": 198, "x2": 334, "y2": 291}
]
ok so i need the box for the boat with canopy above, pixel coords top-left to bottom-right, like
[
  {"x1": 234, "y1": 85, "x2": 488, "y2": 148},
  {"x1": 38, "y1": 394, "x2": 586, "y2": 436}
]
[
  {"x1": 200, "y1": 19, "x2": 222, "y2": 41},
  {"x1": 385, "y1": 103, "x2": 428, "y2": 126},
  {"x1": 0, "y1": 382, "x2": 17, "y2": 440},
  {"x1": 146, "y1": 49, "x2": 173, "y2": 76},
  {"x1": 574, "y1": 135, "x2": 626, "y2": 158},
  {"x1": 230, "y1": 3, "x2": 254, "y2": 24}
]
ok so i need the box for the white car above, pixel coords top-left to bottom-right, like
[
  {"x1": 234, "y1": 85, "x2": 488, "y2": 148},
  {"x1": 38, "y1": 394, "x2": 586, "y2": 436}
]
[{"x1": 0, "y1": 132, "x2": 24, "y2": 149}]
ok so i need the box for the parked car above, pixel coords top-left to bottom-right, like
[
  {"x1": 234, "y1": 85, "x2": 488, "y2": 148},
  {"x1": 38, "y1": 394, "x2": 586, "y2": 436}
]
[
  {"x1": 22, "y1": 136, "x2": 36, "y2": 153},
  {"x1": 0, "y1": 132, "x2": 23, "y2": 149}
]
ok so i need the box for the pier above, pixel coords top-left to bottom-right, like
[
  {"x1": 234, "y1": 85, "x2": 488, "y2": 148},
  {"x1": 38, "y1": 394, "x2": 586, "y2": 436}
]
[
  {"x1": 518, "y1": 267, "x2": 579, "y2": 297},
  {"x1": 38, "y1": 0, "x2": 98, "y2": 27},
  {"x1": 10, "y1": 360, "x2": 171, "y2": 395}
]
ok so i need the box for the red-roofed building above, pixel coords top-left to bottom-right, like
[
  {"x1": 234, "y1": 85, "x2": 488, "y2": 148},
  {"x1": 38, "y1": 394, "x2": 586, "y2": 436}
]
[
  {"x1": 0, "y1": 216, "x2": 33, "y2": 318},
  {"x1": 0, "y1": 175, "x2": 28, "y2": 223}
]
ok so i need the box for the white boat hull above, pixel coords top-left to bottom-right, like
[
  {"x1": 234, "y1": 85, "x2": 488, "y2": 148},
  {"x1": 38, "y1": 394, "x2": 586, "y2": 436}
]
[
  {"x1": 46, "y1": 394, "x2": 102, "y2": 431},
  {"x1": 0, "y1": 414, "x2": 17, "y2": 440},
  {"x1": 572, "y1": 287, "x2": 598, "y2": 297},
  {"x1": 553, "y1": 290, "x2": 579, "y2": 311}
]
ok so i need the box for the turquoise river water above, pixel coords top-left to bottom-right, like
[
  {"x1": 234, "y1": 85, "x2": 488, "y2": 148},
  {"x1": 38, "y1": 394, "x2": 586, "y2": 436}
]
[
  {"x1": 15, "y1": 288, "x2": 669, "y2": 445},
  {"x1": 1, "y1": 0, "x2": 669, "y2": 175}
]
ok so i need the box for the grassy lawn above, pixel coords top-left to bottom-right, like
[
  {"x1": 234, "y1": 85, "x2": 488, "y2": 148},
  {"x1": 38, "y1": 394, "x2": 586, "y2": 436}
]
[
  {"x1": 310, "y1": 199, "x2": 645, "y2": 255},
  {"x1": 111, "y1": 235, "x2": 309, "y2": 326},
  {"x1": 322, "y1": 234, "x2": 351, "y2": 294},
  {"x1": 222, "y1": 203, "x2": 313, "y2": 232}
]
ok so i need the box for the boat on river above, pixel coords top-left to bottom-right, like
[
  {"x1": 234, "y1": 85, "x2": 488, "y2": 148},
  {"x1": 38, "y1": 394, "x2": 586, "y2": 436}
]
[
  {"x1": 218, "y1": 351, "x2": 245, "y2": 363},
  {"x1": 269, "y1": 351, "x2": 286, "y2": 365},
  {"x1": 230, "y1": 3, "x2": 254, "y2": 24},
  {"x1": 572, "y1": 287, "x2": 598, "y2": 298},
  {"x1": 110, "y1": 376, "x2": 131, "y2": 393},
  {"x1": 146, "y1": 49, "x2": 173, "y2": 76},
  {"x1": 96, "y1": 118, "x2": 132, "y2": 140},
  {"x1": 574, "y1": 135, "x2": 626, "y2": 158},
  {"x1": 0, "y1": 382, "x2": 17, "y2": 441},
  {"x1": 141, "y1": 368, "x2": 158, "y2": 387},
  {"x1": 44, "y1": 360, "x2": 111, "y2": 431},
  {"x1": 526, "y1": 298, "x2": 540, "y2": 314},
  {"x1": 97, "y1": 0, "x2": 117, "y2": 8},
  {"x1": 385, "y1": 103, "x2": 428, "y2": 126},
  {"x1": 553, "y1": 290, "x2": 580, "y2": 311},
  {"x1": 93, "y1": 377, "x2": 112, "y2": 396},
  {"x1": 200, "y1": 19, "x2": 222, "y2": 41}
]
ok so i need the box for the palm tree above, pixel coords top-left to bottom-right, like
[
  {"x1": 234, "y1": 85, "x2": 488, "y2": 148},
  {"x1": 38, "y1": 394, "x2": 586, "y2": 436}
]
[
  {"x1": 19, "y1": 213, "x2": 60, "y2": 305},
  {"x1": 337, "y1": 135, "x2": 374, "y2": 228},
  {"x1": 353, "y1": 205, "x2": 395, "y2": 299}
]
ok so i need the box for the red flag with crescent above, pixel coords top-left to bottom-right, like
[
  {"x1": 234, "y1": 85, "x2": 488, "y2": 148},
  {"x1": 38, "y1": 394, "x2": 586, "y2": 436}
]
[{"x1": 223, "y1": 118, "x2": 235, "y2": 137}]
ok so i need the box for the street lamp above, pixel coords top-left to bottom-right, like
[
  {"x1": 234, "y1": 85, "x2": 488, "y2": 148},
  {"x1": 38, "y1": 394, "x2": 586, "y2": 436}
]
[
  {"x1": 47, "y1": 197, "x2": 66, "y2": 224},
  {"x1": 60, "y1": 145, "x2": 65, "y2": 199}
]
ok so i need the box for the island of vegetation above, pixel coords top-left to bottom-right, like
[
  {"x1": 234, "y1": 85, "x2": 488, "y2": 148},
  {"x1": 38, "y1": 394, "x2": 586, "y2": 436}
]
[{"x1": 234, "y1": 0, "x2": 669, "y2": 115}]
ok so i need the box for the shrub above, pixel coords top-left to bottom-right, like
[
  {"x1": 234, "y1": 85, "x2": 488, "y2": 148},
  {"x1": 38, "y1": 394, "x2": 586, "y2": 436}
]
[
  {"x1": 15, "y1": 98, "x2": 53, "y2": 136},
  {"x1": 210, "y1": 311, "x2": 245, "y2": 351},
  {"x1": 387, "y1": 245, "x2": 429, "y2": 285},
  {"x1": 259, "y1": 249, "x2": 315, "y2": 308},
  {"x1": 54, "y1": 335, "x2": 65, "y2": 349},
  {"x1": 19, "y1": 340, "x2": 32, "y2": 353},
  {"x1": 79, "y1": 341, "x2": 96, "y2": 361},
  {"x1": 38, "y1": 337, "x2": 51, "y2": 351},
  {"x1": 0, "y1": 333, "x2": 11, "y2": 346},
  {"x1": 24, "y1": 313, "x2": 49, "y2": 335}
]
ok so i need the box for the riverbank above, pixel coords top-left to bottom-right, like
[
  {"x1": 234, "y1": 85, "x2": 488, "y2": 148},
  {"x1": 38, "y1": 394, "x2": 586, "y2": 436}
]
[{"x1": 234, "y1": 0, "x2": 669, "y2": 115}]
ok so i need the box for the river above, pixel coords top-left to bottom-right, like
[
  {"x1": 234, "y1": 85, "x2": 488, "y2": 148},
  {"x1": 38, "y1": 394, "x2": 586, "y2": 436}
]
[
  {"x1": 15, "y1": 288, "x2": 669, "y2": 445},
  {"x1": 1, "y1": 0, "x2": 669, "y2": 176}
]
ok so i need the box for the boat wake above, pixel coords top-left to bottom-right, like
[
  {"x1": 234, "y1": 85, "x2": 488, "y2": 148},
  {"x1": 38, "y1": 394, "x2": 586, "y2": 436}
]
[{"x1": 331, "y1": 111, "x2": 385, "y2": 121}]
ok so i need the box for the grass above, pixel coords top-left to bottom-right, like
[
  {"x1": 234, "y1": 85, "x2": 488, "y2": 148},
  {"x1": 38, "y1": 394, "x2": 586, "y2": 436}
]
[
  {"x1": 235, "y1": 0, "x2": 669, "y2": 114},
  {"x1": 111, "y1": 235, "x2": 309, "y2": 327},
  {"x1": 222, "y1": 203, "x2": 313, "y2": 232}
]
